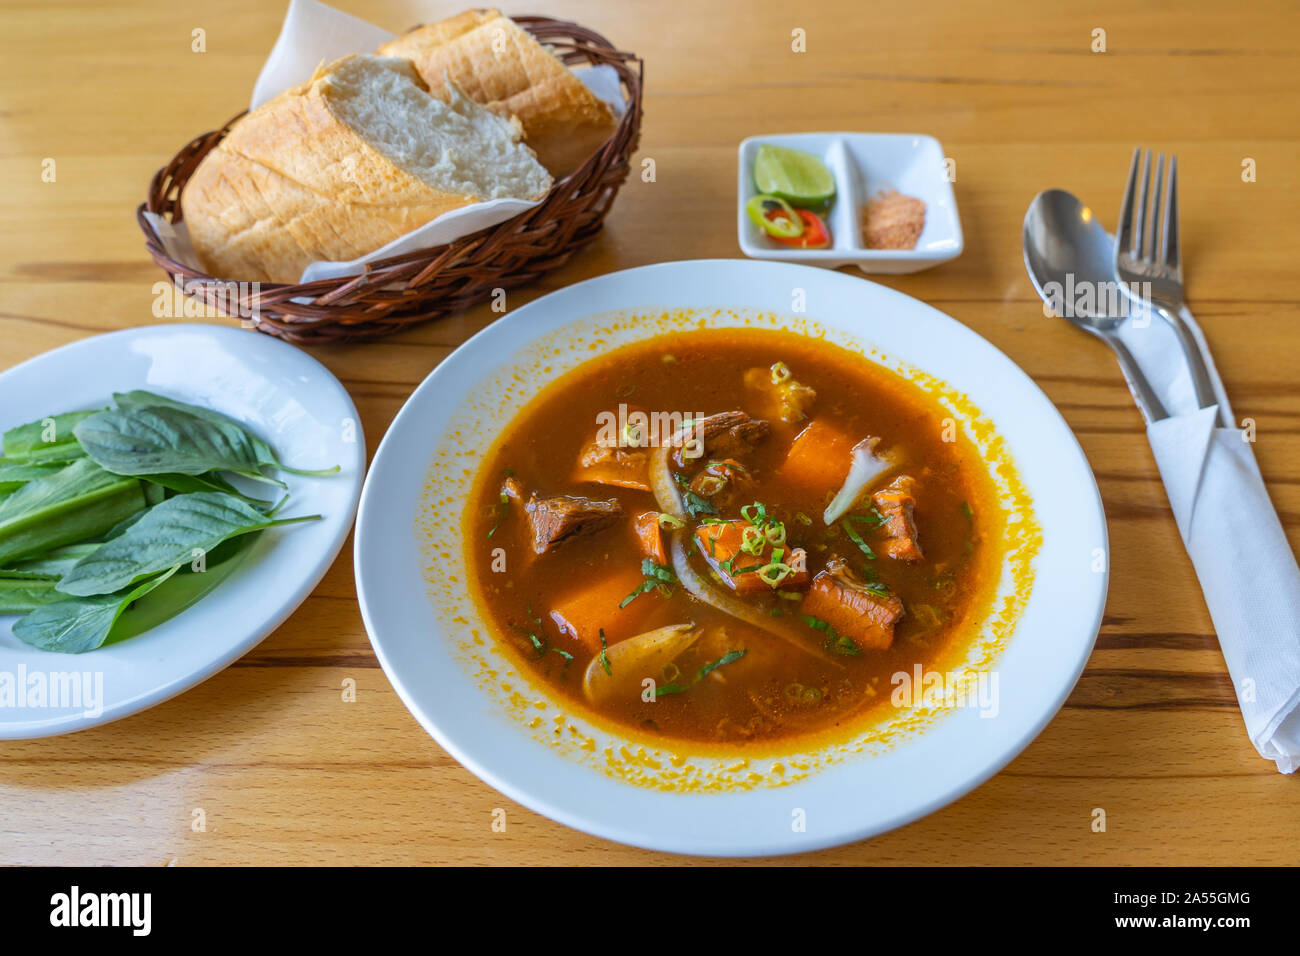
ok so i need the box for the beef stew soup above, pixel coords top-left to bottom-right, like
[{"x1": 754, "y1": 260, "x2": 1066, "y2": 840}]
[{"x1": 465, "y1": 328, "x2": 1004, "y2": 749}]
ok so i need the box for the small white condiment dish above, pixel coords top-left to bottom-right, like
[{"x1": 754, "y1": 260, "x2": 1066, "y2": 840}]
[{"x1": 737, "y1": 132, "x2": 963, "y2": 274}]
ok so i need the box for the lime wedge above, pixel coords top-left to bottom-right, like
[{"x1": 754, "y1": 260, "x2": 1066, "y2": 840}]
[{"x1": 753, "y1": 145, "x2": 836, "y2": 207}]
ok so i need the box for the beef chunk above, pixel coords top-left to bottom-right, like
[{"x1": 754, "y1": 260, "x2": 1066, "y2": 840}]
[
  {"x1": 801, "y1": 556, "x2": 904, "y2": 651},
  {"x1": 872, "y1": 475, "x2": 923, "y2": 562},
  {"x1": 674, "y1": 411, "x2": 770, "y2": 467},
  {"x1": 524, "y1": 494, "x2": 622, "y2": 554}
]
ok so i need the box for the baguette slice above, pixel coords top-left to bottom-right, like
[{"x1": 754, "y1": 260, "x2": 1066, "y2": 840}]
[
  {"x1": 183, "y1": 53, "x2": 553, "y2": 283},
  {"x1": 378, "y1": 9, "x2": 618, "y2": 177}
]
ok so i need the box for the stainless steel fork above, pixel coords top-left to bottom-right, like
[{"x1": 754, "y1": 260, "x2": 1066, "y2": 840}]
[{"x1": 1115, "y1": 148, "x2": 1228, "y2": 425}]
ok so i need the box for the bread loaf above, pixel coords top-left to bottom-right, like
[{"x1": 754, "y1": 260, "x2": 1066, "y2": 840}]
[
  {"x1": 182, "y1": 53, "x2": 552, "y2": 283},
  {"x1": 378, "y1": 9, "x2": 618, "y2": 177}
]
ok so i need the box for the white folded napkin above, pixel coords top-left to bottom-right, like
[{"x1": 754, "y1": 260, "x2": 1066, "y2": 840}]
[
  {"x1": 148, "y1": 0, "x2": 628, "y2": 285},
  {"x1": 1114, "y1": 293, "x2": 1300, "y2": 773}
]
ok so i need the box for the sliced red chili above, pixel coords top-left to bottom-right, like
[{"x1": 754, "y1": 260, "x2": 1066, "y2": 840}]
[{"x1": 771, "y1": 210, "x2": 831, "y2": 249}]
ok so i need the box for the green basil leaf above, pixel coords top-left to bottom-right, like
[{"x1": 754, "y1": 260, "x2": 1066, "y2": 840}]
[
  {"x1": 108, "y1": 533, "x2": 257, "y2": 642},
  {"x1": 112, "y1": 391, "x2": 337, "y2": 477},
  {"x1": 112, "y1": 391, "x2": 279, "y2": 465},
  {"x1": 10, "y1": 441, "x2": 86, "y2": 465},
  {"x1": 56, "y1": 491, "x2": 317, "y2": 597},
  {"x1": 143, "y1": 481, "x2": 166, "y2": 506},
  {"x1": 2, "y1": 410, "x2": 98, "y2": 460},
  {"x1": 102, "y1": 508, "x2": 148, "y2": 542},
  {"x1": 0, "y1": 543, "x2": 102, "y2": 580},
  {"x1": 12, "y1": 566, "x2": 180, "y2": 653},
  {"x1": 74, "y1": 406, "x2": 279, "y2": 484},
  {"x1": 141, "y1": 471, "x2": 271, "y2": 508},
  {"x1": 0, "y1": 578, "x2": 62, "y2": 613},
  {"x1": 0, "y1": 458, "x2": 122, "y2": 523},
  {"x1": 0, "y1": 461, "x2": 62, "y2": 493},
  {"x1": 0, "y1": 459, "x2": 146, "y2": 565}
]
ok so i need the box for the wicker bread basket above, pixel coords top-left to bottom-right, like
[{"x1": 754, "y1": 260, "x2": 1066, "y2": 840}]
[{"x1": 137, "y1": 16, "x2": 643, "y2": 345}]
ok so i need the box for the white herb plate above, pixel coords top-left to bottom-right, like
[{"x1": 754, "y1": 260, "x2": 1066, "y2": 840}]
[
  {"x1": 355, "y1": 259, "x2": 1107, "y2": 856},
  {"x1": 0, "y1": 324, "x2": 364, "y2": 739}
]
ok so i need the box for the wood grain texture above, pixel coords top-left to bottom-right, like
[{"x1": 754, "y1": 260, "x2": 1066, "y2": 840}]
[{"x1": 1, "y1": 0, "x2": 1297, "y2": 865}]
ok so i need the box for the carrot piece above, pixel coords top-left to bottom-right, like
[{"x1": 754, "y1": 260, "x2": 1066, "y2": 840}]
[
  {"x1": 634, "y1": 511, "x2": 667, "y2": 565},
  {"x1": 547, "y1": 564, "x2": 666, "y2": 653},
  {"x1": 694, "y1": 520, "x2": 809, "y2": 594},
  {"x1": 778, "y1": 419, "x2": 855, "y2": 494}
]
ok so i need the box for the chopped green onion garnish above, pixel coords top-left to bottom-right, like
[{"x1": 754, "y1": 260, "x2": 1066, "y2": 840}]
[
  {"x1": 842, "y1": 520, "x2": 875, "y2": 559},
  {"x1": 740, "y1": 524, "x2": 766, "y2": 555},
  {"x1": 653, "y1": 649, "x2": 746, "y2": 699},
  {"x1": 675, "y1": 473, "x2": 718, "y2": 517},
  {"x1": 698, "y1": 649, "x2": 746, "y2": 680},
  {"x1": 800, "y1": 614, "x2": 862, "y2": 657},
  {"x1": 619, "y1": 560, "x2": 677, "y2": 608},
  {"x1": 598, "y1": 629, "x2": 612, "y2": 675}
]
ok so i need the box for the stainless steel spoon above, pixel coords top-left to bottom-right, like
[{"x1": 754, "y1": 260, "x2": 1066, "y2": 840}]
[{"x1": 1022, "y1": 188, "x2": 1168, "y2": 423}]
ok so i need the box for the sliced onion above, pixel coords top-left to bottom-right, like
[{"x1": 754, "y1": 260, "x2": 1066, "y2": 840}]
[
  {"x1": 823, "y1": 437, "x2": 897, "y2": 525},
  {"x1": 649, "y1": 427, "x2": 689, "y2": 519},
  {"x1": 670, "y1": 531, "x2": 841, "y2": 667},
  {"x1": 583, "y1": 623, "x2": 700, "y2": 706}
]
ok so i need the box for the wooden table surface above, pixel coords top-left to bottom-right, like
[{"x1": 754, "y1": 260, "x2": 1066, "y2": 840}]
[{"x1": 1, "y1": 0, "x2": 1297, "y2": 866}]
